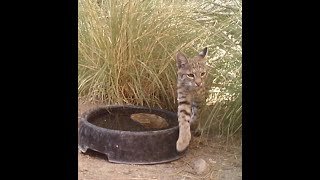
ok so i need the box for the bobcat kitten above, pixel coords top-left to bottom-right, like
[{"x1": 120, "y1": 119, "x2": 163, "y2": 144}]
[{"x1": 176, "y1": 47, "x2": 208, "y2": 152}]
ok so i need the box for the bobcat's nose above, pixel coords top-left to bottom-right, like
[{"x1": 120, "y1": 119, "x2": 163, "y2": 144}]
[{"x1": 195, "y1": 81, "x2": 202, "y2": 87}]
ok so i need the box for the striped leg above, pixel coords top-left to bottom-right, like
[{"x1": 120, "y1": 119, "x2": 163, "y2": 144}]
[{"x1": 176, "y1": 91, "x2": 192, "y2": 152}]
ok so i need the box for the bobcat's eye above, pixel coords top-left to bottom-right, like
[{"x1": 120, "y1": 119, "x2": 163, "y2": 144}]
[
  {"x1": 186, "y1": 74, "x2": 194, "y2": 79},
  {"x1": 201, "y1": 72, "x2": 206, "y2": 77}
]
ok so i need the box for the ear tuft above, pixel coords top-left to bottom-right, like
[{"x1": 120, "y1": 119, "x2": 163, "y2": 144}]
[{"x1": 198, "y1": 47, "x2": 208, "y2": 58}]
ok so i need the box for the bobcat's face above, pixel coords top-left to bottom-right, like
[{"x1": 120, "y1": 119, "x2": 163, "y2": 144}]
[{"x1": 176, "y1": 48, "x2": 208, "y2": 91}]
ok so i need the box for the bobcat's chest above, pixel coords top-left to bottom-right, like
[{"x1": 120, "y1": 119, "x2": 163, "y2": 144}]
[{"x1": 192, "y1": 86, "x2": 205, "y2": 102}]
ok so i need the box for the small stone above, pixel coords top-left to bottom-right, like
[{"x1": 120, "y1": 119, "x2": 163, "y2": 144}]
[{"x1": 193, "y1": 158, "x2": 208, "y2": 174}]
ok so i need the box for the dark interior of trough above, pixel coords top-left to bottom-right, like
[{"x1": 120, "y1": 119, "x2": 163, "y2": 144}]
[{"x1": 87, "y1": 106, "x2": 178, "y2": 131}]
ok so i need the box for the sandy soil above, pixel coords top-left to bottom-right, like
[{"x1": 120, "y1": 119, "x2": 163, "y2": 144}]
[{"x1": 78, "y1": 100, "x2": 242, "y2": 180}]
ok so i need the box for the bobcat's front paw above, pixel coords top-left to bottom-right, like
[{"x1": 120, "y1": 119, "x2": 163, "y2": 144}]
[{"x1": 176, "y1": 130, "x2": 191, "y2": 152}]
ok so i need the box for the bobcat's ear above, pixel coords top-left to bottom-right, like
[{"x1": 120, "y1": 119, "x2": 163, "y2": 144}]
[
  {"x1": 176, "y1": 52, "x2": 188, "y2": 68},
  {"x1": 198, "y1": 47, "x2": 208, "y2": 58}
]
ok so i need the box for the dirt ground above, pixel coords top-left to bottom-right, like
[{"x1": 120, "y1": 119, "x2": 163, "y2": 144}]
[{"x1": 78, "y1": 99, "x2": 242, "y2": 180}]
